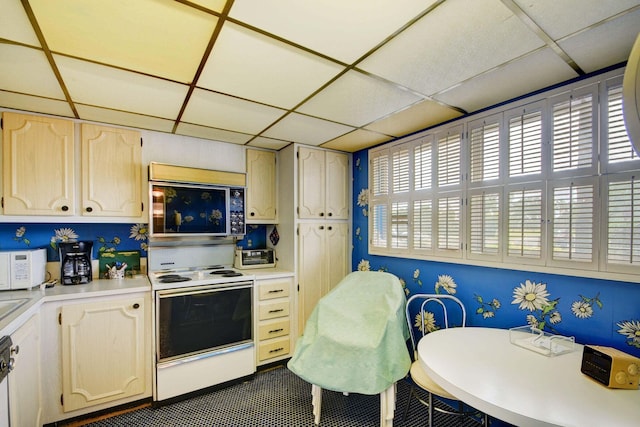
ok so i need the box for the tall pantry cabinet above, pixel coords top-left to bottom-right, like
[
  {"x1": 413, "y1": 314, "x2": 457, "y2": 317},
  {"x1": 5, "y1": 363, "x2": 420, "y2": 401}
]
[{"x1": 277, "y1": 144, "x2": 351, "y2": 336}]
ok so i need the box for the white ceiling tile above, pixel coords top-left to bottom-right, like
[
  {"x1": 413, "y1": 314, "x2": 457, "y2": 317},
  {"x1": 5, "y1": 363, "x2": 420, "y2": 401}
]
[
  {"x1": 0, "y1": 91, "x2": 74, "y2": 117},
  {"x1": 0, "y1": 0, "x2": 40, "y2": 46},
  {"x1": 229, "y1": 0, "x2": 437, "y2": 63},
  {"x1": 76, "y1": 105, "x2": 175, "y2": 133},
  {"x1": 0, "y1": 45, "x2": 65, "y2": 99},
  {"x1": 183, "y1": 88, "x2": 286, "y2": 134},
  {"x1": 55, "y1": 55, "x2": 189, "y2": 119},
  {"x1": 175, "y1": 122, "x2": 253, "y2": 145},
  {"x1": 359, "y1": 0, "x2": 544, "y2": 96},
  {"x1": 262, "y1": 113, "x2": 354, "y2": 146},
  {"x1": 512, "y1": 0, "x2": 640, "y2": 40},
  {"x1": 364, "y1": 100, "x2": 463, "y2": 137},
  {"x1": 322, "y1": 129, "x2": 392, "y2": 152},
  {"x1": 558, "y1": 9, "x2": 640, "y2": 73},
  {"x1": 247, "y1": 137, "x2": 291, "y2": 150},
  {"x1": 29, "y1": 0, "x2": 217, "y2": 83},
  {"x1": 435, "y1": 48, "x2": 577, "y2": 113},
  {"x1": 198, "y1": 22, "x2": 343, "y2": 109},
  {"x1": 297, "y1": 70, "x2": 421, "y2": 127}
]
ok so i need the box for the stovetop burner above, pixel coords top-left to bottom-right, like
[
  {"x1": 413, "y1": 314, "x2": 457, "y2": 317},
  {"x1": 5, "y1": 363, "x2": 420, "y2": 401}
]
[
  {"x1": 158, "y1": 274, "x2": 192, "y2": 283},
  {"x1": 210, "y1": 269, "x2": 236, "y2": 274}
]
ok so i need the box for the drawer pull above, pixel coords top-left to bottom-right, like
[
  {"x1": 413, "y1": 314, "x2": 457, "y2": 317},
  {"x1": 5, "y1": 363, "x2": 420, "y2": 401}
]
[
  {"x1": 268, "y1": 289, "x2": 284, "y2": 293},
  {"x1": 268, "y1": 308, "x2": 284, "y2": 313},
  {"x1": 269, "y1": 347, "x2": 284, "y2": 354},
  {"x1": 268, "y1": 328, "x2": 284, "y2": 334}
]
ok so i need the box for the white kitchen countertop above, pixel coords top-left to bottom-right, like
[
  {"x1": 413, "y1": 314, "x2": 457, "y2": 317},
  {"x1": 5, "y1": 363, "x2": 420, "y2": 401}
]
[{"x1": 0, "y1": 276, "x2": 151, "y2": 336}]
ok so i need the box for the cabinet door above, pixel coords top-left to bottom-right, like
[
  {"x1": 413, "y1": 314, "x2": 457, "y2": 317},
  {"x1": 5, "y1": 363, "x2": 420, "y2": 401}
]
[
  {"x1": 9, "y1": 314, "x2": 42, "y2": 427},
  {"x1": 326, "y1": 222, "x2": 350, "y2": 293},
  {"x1": 298, "y1": 223, "x2": 326, "y2": 332},
  {"x1": 298, "y1": 147, "x2": 326, "y2": 219},
  {"x1": 2, "y1": 112, "x2": 74, "y2": 215},
  {"x1": 81, "y1": 124, "x2": 142, "y2": 217},
  {"x1": 246, "y1": 149, "x2": 277, "y2": 222},
  {"x1": 60, "y1": 296, "x2": 147, "y2": 412},
  {"x1": 325, "y1": 151, "x2": 349, "y2": 219}
]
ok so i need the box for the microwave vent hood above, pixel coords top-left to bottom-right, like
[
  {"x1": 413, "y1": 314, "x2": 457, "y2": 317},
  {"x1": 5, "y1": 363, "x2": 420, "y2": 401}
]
[{"x1": 149, "y1": 162, "x2": 245, "y2": 187}]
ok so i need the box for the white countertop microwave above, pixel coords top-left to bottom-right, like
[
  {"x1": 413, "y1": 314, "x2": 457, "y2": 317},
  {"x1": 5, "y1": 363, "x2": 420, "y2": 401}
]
[{"x1": 0, "y1": 248, "x2": 46, "y2": 291}]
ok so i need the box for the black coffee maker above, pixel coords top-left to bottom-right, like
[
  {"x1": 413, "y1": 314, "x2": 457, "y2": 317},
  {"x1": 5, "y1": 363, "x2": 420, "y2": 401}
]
[{"x1": 59, "y1": 241, "x2": 93, "y2": 285}]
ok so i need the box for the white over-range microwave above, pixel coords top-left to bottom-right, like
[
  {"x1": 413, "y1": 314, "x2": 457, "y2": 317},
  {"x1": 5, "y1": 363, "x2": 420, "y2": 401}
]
[{"x1": 0, "y1": 248, "x2": 46, "y2": 290}]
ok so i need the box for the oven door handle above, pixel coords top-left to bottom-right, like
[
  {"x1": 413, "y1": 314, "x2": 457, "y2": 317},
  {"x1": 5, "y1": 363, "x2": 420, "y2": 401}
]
[{"x1": 157, "y1": 281, "x2": 253, "y2": 298}]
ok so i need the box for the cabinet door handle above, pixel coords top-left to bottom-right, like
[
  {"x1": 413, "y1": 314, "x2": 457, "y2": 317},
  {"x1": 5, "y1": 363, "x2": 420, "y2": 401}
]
[
  {"x1": 61, "y1": 205, "x2": 69, "y2": 212},
  {"x1": 268, "y1": 289, "x2": 284, "y2": 294},
  {"x1": 319, "y1": 226, "x2": 324, "y2": 230},
  {"x1": 269, "y1": 347, "x2": 284, "y2": 354},
  {"x1": 133, "y1": 303, "x2": 140, "y2": 309},
  {"x1": 319, "y1": 212, "x2": 324, "y2": 217},
  {"x1": 328, "y1": 212, "x2": 333, "y2": 217},
  {"x1": 328, "y1": 226, "x2": 333, "y2": 230},
  {"x1": 250, "y1": 212, "x2": 255, "y2": 216},
  {"x1": 268, "y1": 328, "x2": 284, "y2": 334},
  {"x1": 268, "y1": 308, "x2": 284, "y2": 313},
  {"x1": 85, "y1": 206, "x2": 93, "y2": 213}
]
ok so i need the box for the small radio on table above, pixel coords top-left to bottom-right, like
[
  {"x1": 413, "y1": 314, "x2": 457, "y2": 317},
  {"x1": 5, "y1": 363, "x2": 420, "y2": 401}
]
[{"x1": 580, "y1": 345, "x2": 640, "y2": 389}]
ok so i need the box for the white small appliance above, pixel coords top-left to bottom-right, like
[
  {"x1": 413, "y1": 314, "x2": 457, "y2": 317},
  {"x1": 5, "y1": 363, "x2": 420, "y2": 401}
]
[{"x1": 0, "y1": 248, "x2": 47, "y2": 291}]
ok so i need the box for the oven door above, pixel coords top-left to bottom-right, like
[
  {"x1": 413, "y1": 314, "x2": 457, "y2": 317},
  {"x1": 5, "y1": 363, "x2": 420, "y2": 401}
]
[{"x1": 156, "y1": 282, "x2": 253, "y2": 363}]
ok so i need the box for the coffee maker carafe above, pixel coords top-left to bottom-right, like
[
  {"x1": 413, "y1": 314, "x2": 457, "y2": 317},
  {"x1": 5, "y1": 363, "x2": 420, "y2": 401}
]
[{"x1": 59, "y1": 241, "x2": 93, "y2": 285}]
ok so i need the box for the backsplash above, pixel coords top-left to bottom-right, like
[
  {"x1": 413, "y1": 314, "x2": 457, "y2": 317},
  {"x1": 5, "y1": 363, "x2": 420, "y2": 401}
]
[{"x1": 351, "y1": 151, "x2": 640, "y2": 359}]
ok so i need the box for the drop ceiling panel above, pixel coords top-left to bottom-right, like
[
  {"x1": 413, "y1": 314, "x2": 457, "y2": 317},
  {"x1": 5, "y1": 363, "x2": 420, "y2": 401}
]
[
  {"x1": 182, "y1": 88, "x2": 286, "y2": 134},
  {"x1": 175, "y1": 122, "x2": 253, "y2": 145},
  {"x1": 55, "y1": 55, "x2": 189, "y2": 119},
  {"x1": 435, "y1": 48, "x2": 577, "y2": 113},
  {"x1": 359, "y1": 0, "x2": 545, "y2": 96},
  {"x1": 0, "y1": 1, "x2": 40, "y2": 46},
  {"x1": 297, "y1": 70, "x2": 422, "y2": 127},
  {"x1": 228, "y1": 0, "x2": 438, "y2": 64},
  {"x1": 0, "y1": 91, "x2": 74, "y2": 117},
  {"x1": 364, "y1": 100, "x2": 463, "y2": 137},
  {"x1": 198, "y1": 22, "x2": 344, "y2": 109},
  {"x1": 247, "y1": 136, "x2": 291, "y2": 150},
  {"x1": 29, "y1": 0, "x2": 218, "y2": 83},
  {"x1": 322, "y1": 129, "x2": 392, "y2": 152},
  {"x1": 558, "y1": 9, "x2": 640, "y2": 73},
  {"x1": 512, "y1": 0, "x2": 640, "y2": 40},
  {"x1": 76, "y1": 105, "x2": 175, "y2": 133},
  {"x1": 0, "y1": 45, "x2": 65, "y2": 99},
  {"x1": 261, "y1": 113, "x2": 355, "y2": 146}
]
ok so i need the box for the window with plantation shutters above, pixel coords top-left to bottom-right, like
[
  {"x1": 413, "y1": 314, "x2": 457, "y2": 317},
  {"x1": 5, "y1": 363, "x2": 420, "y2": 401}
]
[
  {"x1": 391, "y1": 201, "x2": 409, "y2": 249},
  {"x1": 437, "y1": 127, "x2": 462, "y2": 187},
  {"x1": 506, "y1": 186, "x2": 543, "y2": 263},
  {"x1": 606, "y1": 174, "x2": 640, "y2": 270},
  {"x1": 468, "y1": 189, "x2": 501, "y2": 259},
  {"x1": 507, "y1": 103, "x2": 543, "y2": 179},
  {"x1": 603, "y1": 77, "x2": 639, "y2": 170},
  {"x1": 414, "y1": 137, "x2": 433, "y2": 191},
  {"x1": 391, "y1": 146, "x2": 409, "y2": 194},
  {"x1": 436, "y1": 194, "x2": 461, "y2": 256},
  {"x1": 549, "y1": 178, "x2": 596, "y2": 267},
  {"x1": 550, "y1": 86, "x2": 596, "y2": 176},
  {"x1": 370, "y1": 149, "x2": 389, "y2": 249},
  {"x1": 371, "y1": 150, "x2": 389, "y2": 197}
]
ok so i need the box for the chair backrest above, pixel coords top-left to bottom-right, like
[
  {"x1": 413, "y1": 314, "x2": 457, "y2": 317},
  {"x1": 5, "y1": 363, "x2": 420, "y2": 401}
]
[{"x1": 405, "y1": 294, "x2": 467, "y2": 357}]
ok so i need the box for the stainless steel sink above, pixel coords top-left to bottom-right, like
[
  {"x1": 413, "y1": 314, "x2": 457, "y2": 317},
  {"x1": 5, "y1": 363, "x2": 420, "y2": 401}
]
[{"x1": 0, "y1": 298, "x2": 29, "y2": 321}]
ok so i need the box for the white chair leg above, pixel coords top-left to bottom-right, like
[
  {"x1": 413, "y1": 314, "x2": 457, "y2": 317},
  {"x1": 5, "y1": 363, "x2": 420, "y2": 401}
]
[
  {"x1": 379, "y1": 383, "x2": 396, "y2": 427},
  {"x1": 311, "y1": 384, "x2": 322, "y2": 425}
]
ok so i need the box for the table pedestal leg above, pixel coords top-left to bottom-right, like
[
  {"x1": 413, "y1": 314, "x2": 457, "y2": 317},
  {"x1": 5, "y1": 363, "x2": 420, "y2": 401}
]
[
  {"x1": 380, "y1": 383, "x2": 396, "y2": 427},
  {"x1": 312, "y1": 384, "x2": 322, "y2": 425}
]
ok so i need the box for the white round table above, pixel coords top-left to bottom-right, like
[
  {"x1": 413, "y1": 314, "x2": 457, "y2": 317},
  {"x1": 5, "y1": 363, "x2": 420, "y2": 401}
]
[{"x1": 418, "y1": 327, "x2": 640, "y2": 427}]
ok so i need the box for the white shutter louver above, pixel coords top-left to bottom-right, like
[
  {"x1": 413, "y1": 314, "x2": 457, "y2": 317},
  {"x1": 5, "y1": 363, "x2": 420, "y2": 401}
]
[
  {"x1": 470, "y1": 121, "x2": 500, "y2": 183},
  {"x1": 607, "y1": 84, "x2": 638, "y2": 164},
  {"x1": 437, "y1": 131, "x2": 461, "y2": 187},
  {"x1": 552, "y1": 92, "x2": 594, "y2": 172},
  {"x1": 391, "y1": 201, "x2": 409, "y2": 249},
  {"x1": 469, "y1": 191, "x2": 501, "y2": 256},
  {"x1": 371, "y1": 152, "x2": 389, "y2": 197},
  {"x1": 607, "y1": 176, "x2": 640, "y2": 266},
  {"x1": 371, "y1": 203, "x2": 388, "y2": 249},
  {"x1": 507, "y1": 188, "x2": 543, "y2": 259},
  {"x1": 437, "y1": 195, "x2": 461, "y2": 253},
  {"x1": 509, "y1": 110, "x2": 542, "y2": 177},
  {"x1": 413, "y1": 199, "x2": 433, "y2": 251},
  {"x1": 392, "y1": 147, "x2": 409, "y2": 194},
  {"x1": 414, "y1": 139, "x2": 432, "y2": 191}
]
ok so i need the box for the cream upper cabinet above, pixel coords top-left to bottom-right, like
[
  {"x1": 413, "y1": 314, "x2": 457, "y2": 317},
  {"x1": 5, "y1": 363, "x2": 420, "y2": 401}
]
[
  {"x1": 246, "y1": 148, "x2": 277, "y2": 223},
  {"x1": 2, "y1": 112, "x2": 75, "y2": 215},
  {"x1": 297, "y1": 222, "x2": 349, "y2": 333},
  {"x1": 60, "y1": 295, "x2": 149, "y2": 413},
  {"x1": 9, "y1": 313, "x2": 42, "y2": 427},
  {"x1": 298, "y1": 146, "x2": 349, "y2": 220},
  {"x1": 81, "y1": 123, "x2": 142, "y2": 217}
]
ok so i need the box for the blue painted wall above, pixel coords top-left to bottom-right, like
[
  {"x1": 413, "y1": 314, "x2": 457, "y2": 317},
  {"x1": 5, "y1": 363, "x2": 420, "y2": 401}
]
[{"x1": 351, "y1": 151, "x2": 640, "y2": 359}]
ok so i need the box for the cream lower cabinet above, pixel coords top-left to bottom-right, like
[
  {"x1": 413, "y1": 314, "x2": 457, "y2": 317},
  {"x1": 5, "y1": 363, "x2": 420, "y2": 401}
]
[
  {"x1": 60, "y1": 295, "x2": 149, "y2": 412},
  {"x1": 9, "y1": 313, "x2": 42, "y2": 427},
  {"x1": 255, "y1": 276, "x2": 294, "y2": 365},
  {"x1": 297, "y1": 222, "x2": 350, "y2": 333}
]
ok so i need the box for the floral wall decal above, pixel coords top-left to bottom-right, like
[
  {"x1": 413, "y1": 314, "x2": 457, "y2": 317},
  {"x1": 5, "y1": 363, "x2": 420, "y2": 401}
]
[
  {"x1": 474, "y1": 295, "x2": 501, "y2": 319},
  {"x1": 617, "y1": 320, "x2": 640, "y2": 348},
  {"x1": 356, "y1": 188, "x2": 368, "y2": 217},
  {"x1": 97, "y1": 235, "x2": 121, "y2": 255},
  {"x1": 14, "y1": 226, "x2": 30, "y2": 246},
  {"x1": 50, "y1": 227, "x2": 79, "y2": 252},
  {"x1": 571, "y1": 293, "x2": 603, "y2": 319},
  {"x1": 413, "y1": 269, "x2": 423, "y2": 287},
  {"x1": 512, "y1": 280, "x2": 562, "y2": 331},
  {"x1": 434, "y1": 274, "x2": 456, "y2": 294},
  {"x1": 129, "y1": 223, "x2": 149, "y2": 252},
  {"x1": 357, "y1": 259, "x2": 371, "y2": 271}
]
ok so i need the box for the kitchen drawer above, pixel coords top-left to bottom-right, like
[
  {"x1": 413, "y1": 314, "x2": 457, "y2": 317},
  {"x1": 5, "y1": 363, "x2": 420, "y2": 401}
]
[
  {"x1": 258, "y1": 337, "x2": 290, "y2": 362},
  {"x1": 258, "y1": 280, "x2": 290, "y2": 300},
  {"x1": 258, "y1": 318, "x2": 290, "y2": 340},
  {"x1": 258, "y1": 300, "x2": 289, "y2": 320}
]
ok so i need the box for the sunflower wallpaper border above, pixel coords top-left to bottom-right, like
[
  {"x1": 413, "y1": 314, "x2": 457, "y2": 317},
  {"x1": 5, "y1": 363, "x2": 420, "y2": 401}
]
[{"x1": 351, "y1": 152, "x2": 640, "y2": 359}]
